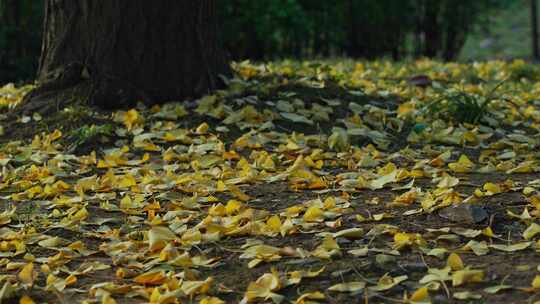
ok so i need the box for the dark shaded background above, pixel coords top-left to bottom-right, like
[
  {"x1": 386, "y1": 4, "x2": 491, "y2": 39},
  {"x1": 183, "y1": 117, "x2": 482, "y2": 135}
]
[{"x1": 0, "y1": 0, "x2": 532, "y2": 84}]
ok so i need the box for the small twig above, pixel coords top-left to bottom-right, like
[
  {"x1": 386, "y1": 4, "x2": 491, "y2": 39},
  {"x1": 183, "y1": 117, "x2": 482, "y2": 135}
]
[
  {"x1": 351, "y1": 264, "x2": 377, "y2": 285},
  {"x1": 440, "y1": 279, "x2": 451, "y2": 299}
]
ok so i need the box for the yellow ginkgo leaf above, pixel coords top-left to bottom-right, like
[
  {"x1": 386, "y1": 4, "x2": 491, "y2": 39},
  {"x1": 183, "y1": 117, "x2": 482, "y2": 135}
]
[
  {"x1": 483, "y1": 182, "x2": 501, "y2": 195},
  {"x1": 369, "y1": 274, "x2": 407, "y2": 291},
  {"x1": 447, "y1": 252, "x2": 464, "y2": 270},
  {"x1": 532, "y1": 275, "x2": 540, "y2": 289},
  {"x1": 392, "y1": 188, "x2": 419, "y2": 205},
  {"x1": 397, "y1": 102, "x2": 415, "y2": 117},
  {"x1": 312, "y1": 236, "x2": 340, "y2": 259},
  {"x1": 227, "y1": 184, "x2": 251, "y2": 201},
  {"x1": 124, "y1": 109, "x2": 142, "y2": 131},
  {"x1": 196, "y1": 122, "x2": 210, "y2": 134},
  {"x1": 333, "y1": 227, "x2": 363, "y2": 239},
  {"x1": 409, "y1": 286, "x2": 429, "y2": 302},
  {"x1": 133, "y1": 270, "x2": 166, "y2": 285},
  {"x1": 266, "y1": 215, "x2": 282, "y2": 234},
  {"x1": 225, "y1": 199, "x2": 243, "y2": 215},
  {"x1": 448, "y1": 155, "x2": 474, "y2": 173},
  {"x1": 200, "y1": 297, "x2": 225, "y2": 304},
  {"x1": 294, "y1": 291, "x2": 325, "y2": 304},
  {"x1": 243, "y1": 271, "x2": 284, "y2": 303},
  {"x1": 18, "y1": 262, "x2": 36, "y2": 286},
  {"x1": 117, "y1": 174, "x2": 137, "y2": 188},
  {"x1": 19, "y1": 295, "x2": 35, "y2": 304},
  {"x1": 303, "y1": 206, "x2": 324, "y2": 222},
  {"x1": 286, "y1": 267, "x2": 325, "y2": 286},
  {"x1": 452, "y1": 268, "x2": 484, "y2": 287}
]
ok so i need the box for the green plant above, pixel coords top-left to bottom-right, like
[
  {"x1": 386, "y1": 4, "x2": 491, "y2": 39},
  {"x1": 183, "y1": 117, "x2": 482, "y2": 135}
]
[
  {"x1": 510, "y1": 64, "x2": 540, "y2": 81},
  {"x1": 423, "y1": 79, "x2": 507, "y2": 124},
  {"x1": 67, "y1": 124, "x2": 113, "y2": 152}
]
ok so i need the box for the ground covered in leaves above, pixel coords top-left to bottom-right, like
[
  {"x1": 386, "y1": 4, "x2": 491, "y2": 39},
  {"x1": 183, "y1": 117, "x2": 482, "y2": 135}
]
[{"x1": 1, "y1": 59, "x2": 540, "y2": 303}]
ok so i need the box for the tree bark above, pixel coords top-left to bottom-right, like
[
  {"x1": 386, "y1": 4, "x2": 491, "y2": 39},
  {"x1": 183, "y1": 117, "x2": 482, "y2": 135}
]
[
  {"x1": 423, "y1": 0, "x2": 442, "y2": 58},
  {"x1": 345, "y1": 0, "x2": 361, "y2": 58},
  {"x1": 22, "y1": 0, "x2": 229, "y2": 114}
]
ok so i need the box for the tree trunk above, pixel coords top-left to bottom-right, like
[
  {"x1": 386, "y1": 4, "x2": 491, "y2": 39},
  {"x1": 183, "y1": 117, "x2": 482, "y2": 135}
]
[
  {"x1": 22, "y1": 0, "x2": 229, "y2": 114},
  {"x1": 423, "y1": 0, "x2": 442, "y2": 58},
  {"x1": 345, "y1": 0, "x2": 362, "y2": 58}
]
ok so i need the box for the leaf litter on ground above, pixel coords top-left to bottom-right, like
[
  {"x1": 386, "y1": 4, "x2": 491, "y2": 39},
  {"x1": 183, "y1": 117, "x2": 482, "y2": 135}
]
[{"x1": 0, "y1": 59, "x2": 539, "y2": 303}]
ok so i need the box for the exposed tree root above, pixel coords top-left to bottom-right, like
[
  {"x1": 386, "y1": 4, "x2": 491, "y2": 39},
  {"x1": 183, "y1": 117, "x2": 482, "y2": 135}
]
[{"x1": 16, "y1": 63, "x2": 154, "y2": 117}]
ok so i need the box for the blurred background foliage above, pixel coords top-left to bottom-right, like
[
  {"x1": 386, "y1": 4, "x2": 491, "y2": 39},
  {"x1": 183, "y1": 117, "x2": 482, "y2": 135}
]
[
  {"x1": 0, "y1": 0, "x2": 42, "y2": 84},
  {"x1": 0, "y1": 0, "x2": 535, "y2": 83}
]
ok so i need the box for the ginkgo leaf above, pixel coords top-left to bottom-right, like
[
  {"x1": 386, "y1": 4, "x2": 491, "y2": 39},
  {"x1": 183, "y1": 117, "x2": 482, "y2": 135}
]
[
  {"x1": 18, "y1": 262, "x2": 36, "y2": 286},
  {"x1": 38, "y1": 236, "x2": 66, "y2": 248},
  {"x1": 437, "y1": 175, "x2": 459, "y2": 188},
  {"x1": 328, "y1": 128, "x2": 350, "y2": 152},
  {"x1": 447, "y1": 252, "x2": 464, "y2": 270},
  {"x1": 243, "y1": 271, "x2": 284, "y2": 304},
  {"x1": 0, "y1": 282, "x2": 15, "y2": 301},
  {"x1": 427, "y1": 248, "x2": 448, "y2": 259},
  {"x1": 489, "y1": 242, "x2": 532, "y2": 252},
  {"x1": 148, "y1": 226, "x2": 177, "y2": 251},
  {"x1": 200, "y1": 297, "x2": 226, "y2": 304},
  {"x1": 370, "y1": 170, "x2": 398, "y2": 190},
  {"x1": 452, "y1": 268, "x2": 484, "y2": 286},
  {"x1": 7, "y1": 54, "x2": 540, "y2": 304},
  {"x1": 312, "y1": 236, "x2": 340, "y2": 259},
  {"x1": 227, "y1": 184, "x2": 252, "y2": 201},
  {"x1": 484, "y1": 284, "x2": 512, "y2": 294},
  {"x1": 181, "y1": 277, "x2": 213, "y2": 296},
  {"x1": 369, "y1": 274, "x2": 407, "y2": 291},
  {"x1": 531, "y1": 275, "x2": 540, "y2": 290},
  {"x1": 303, "y1": 206, "x2": 324, "y2": 222},
  {"x1": 19, "y1": 295, "x2": 35, "y2": 304},
  {"x1": 266, "y1": 215, "x2": 282, "y2": 234},
  {"x1": 462, "y1": 240, "x2": 489, "y2": 256},
  {"x1": 294, "y1": 291, "x2": 325, "y2": 304},
  {"x1": 328, "y1": 281, "x2": 365, "y2": 293},
  {"x1": 133, "y1": 270, "x2": 167, "y2": 285},
  {"x1": 280, "y1": 112, "x2": 314, "y2": 125},
  {"x1": 348, "y1": 247, "x2": 369, "y2": 257},
  {"x1": 285, "y1": 267, "x2": 325, "y2": 286},
  {"x1": 123, "y1": 109, "x2": 142, "y2": 131},
  {"x1": 523, "y1": 223, "x2": 540, "y2": 240},
  {"x1": 409, "y1": 286, "x2": 430, "y2": 303},
  {"x1": 452, "y1": 227, "x2": 482, "y2": 238},
  {"x1": 453, "y1": 291, "x2": 482, "y2": 300},
  {"x1": 332, "y1": 227, "x2": 363, "y2": 239},
  {"x1": 483, "y1": 182, "x2": 501, "y2": 195},
  {"x1": 448, "y1": 155, "x2": 474, "y2": 173}
]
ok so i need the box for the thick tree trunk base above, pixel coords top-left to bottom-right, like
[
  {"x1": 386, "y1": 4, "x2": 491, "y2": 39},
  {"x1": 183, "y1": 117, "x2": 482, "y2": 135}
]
[
  {"x1": 21, "y1": 0, "x2": 229, "y2": 115},
  {"x1": 18, "y1": 62, "x2": 157, "y2": 115}
]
